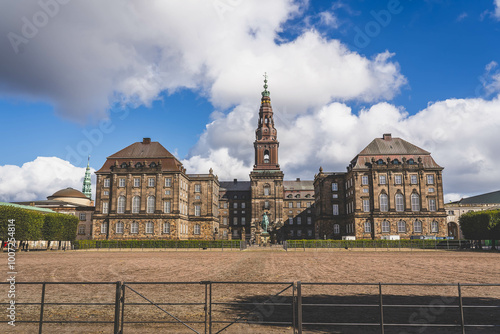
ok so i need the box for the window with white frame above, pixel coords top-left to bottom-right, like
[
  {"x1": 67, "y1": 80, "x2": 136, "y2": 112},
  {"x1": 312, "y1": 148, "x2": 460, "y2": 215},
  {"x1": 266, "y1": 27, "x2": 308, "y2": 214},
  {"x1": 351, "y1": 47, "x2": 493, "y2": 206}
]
[
  {"x1": 118, "y1": 178, "x2": 125, "y2": 187},
  {"x1": 241, "y1": 217, "x2": 245, "y2": 225},
  {"x1": 307, "y1": 217, "x2": 312, "y2": 225},
  {"x1": 362, "y1": 188, "x2": 369, "y2": 193},
  {"x1": 163, "y1": 222, "x2": 170, "y2": 234},
  {"x1": 411, "y1": 193, "x2": 420, "y2": 211},
  {"x1": 104, "y1": 178, "x2": 110, "y2": 188},
  {"x1": 102, "y1": 202, "x2": 109, "y2": 214},
  {"x1": 264, "y1": 201, "x2": 269, "y2": 209},
  {"x1": 332, "y1": 204, "x2": 339, "y2": 215},
  {"x1": 362, "y1": 175, "x2": 369, "y2": 185},
  {"x1": 333, "y1": 224, "x2": 340, "y2": 234},
  {"x1": 382, "y1": 220, "x2": 390, "y2": 233},
  {"x1": 195, "y1": 205, "x2": 201, "y2": 216},
  {"x1": 103, "y1": 190, "x2": 109, "y2": 196},
  {"x1": 395, "y1": 193, "x2": 404, "y2": 212},
  {"x1": 224, "y1": 203, "x2": 228, "y2": 209},
  {"x1": 395, "y1": 175, "x2": 402, "y2": 185},
  {"x1": 147, "y1": 196, "x2": 155, "y2": 213},
  {"x1": 233, "y1": 217, "x2": 238, "y2": 225},
  {"x1": 427, "y1": 174, "x2": 434, "y2": 184},
  {"x1": 195, "y1": 184, "x2": 201, "y2": 192},
  {"x1": 146, "y1": 222, "x2": 154, "y2": 234},
  {"x1": 413, "y1": 220, "x2": 422, "y2": 233},
  {"x1": 307, "y1": 202, "x2": 311, "y2": 208},
  {"x1": 289, "y1": 217, "x2": 293, "y2": 225},
  {"x1": 223, "y1": 217, "x2": 228, "y2": 225},
  {"x1": 379, "y1": 194, "x2": 388, "y2": 212},
  {"x1": 116, "y1": 222, "x2": 124, "y2": 234},
  {"x1": 79, "y1": 213, "x2": 86, "y2": 220},
  {"x1": 131, "y1": 222, "x2": 138, "y2": 234},
  {"x1": 165, "y1": 178, "x2": 171, "y2": 187},
  {"x1": 428, "y1": 187, "x2": 435, "y2": 193},
  {"x1": 363, "y1": 199, "x2": 370, "y2": 212},
  {"x1": 101, "y1": 222, "x2": 108, "y2": 234},
  {"x1": 288, "y1": 202, "x2": 293, "y2": 208},
  {"x1": 397, "y1": 220, "x2": 406, "y2": 233},
  {"x1": 428, "y1": 198, "x2": 436, "y2": 211},
  {"x1": 379, "y1": 174, "x2": 386, "y2": 185},
  {"x1": 364, "y1": 221, "x2": 372, "y2": 233},
  {"x1": 431, "y1": 221, "x2": 439, "y2": 233},
  {"x1": 331, "y1": 183, "x2": 338, "y2": 191},
  {"x1": 194, "y1": 224, "x2": 200, "y2": 235},
  {"x1": 296, "y1": 202, "x2": 301, "y2": 208},
  {"x1": 164, "y1": 201, "x2": 171, "y2": 214},
  {"x1": 133, "y1": 178, "x2": 140, "y2": 187},
  {"x1": 264, "y1": 185, "x2": 270, "y2": 196},
  {"x1": 410, "y1": 174, "x2": 418, "y2": 184},
  {"x1": 132, "y1": 196, "x2": 140, "y2": 214},
  {"x1": 117, "y1": 196, "x2": 126, "y2": 214},
  {"x1": 148, "y1": 178, "x2": 155, "y2": 187},
  {"x1": 78, "y1": 225, "x2": 85, "y2": 234}
]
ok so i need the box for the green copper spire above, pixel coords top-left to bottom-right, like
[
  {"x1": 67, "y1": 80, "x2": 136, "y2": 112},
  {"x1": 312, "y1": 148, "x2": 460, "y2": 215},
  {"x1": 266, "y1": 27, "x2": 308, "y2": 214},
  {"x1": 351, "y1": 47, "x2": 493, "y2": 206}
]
[
  {"x1": 82, "y1": 155, "x2": 92, "y2": 199},
  {"x1": 261, "y1": 72, "x2": 270, "y2": 97}
]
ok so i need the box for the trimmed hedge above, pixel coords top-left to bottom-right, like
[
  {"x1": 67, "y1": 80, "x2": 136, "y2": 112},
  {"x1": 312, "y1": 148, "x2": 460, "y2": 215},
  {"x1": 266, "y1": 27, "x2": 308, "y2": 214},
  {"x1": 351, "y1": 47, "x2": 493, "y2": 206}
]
[
  {"x1": 285, "y1": 239, "x2": 467, "y2": 250},
  {"x1": 74, "y1": 239, "x2": 243, "y2": 250}
]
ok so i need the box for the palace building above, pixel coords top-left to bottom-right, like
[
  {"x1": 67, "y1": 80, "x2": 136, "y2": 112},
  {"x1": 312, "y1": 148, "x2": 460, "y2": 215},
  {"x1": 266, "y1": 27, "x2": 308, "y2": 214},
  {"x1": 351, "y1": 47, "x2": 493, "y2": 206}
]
[{"x1": 92, "y1": 77, "x2": 448, "y2": 241}]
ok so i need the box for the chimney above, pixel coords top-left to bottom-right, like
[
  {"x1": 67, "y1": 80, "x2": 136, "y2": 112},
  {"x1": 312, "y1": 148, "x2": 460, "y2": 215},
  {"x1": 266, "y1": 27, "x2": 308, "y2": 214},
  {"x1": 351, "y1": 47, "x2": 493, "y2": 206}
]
[
  {"x1": 233, "y1": 179, "x2": 237, "y2": 184},
  {"x1": 383, "y1": 133, "x2": 392, "y2": 141},
  {"x1": 143, "y1": 138, "x2": 151, "y2": 144}
]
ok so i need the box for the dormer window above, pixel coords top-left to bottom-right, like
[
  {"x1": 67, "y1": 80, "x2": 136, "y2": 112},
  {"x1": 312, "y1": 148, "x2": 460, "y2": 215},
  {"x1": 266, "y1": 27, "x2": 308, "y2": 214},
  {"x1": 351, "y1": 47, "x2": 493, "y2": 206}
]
[
  {"x1": 135, "y1": 162, "x2": 142, "y2": 168},
  {"x1": 150, "y1": 162, "x2": 156, "y2": 168},
  {"x1": 377, "y1": 159, "x2": 384, "y2": 165},
  {"x1": 392, "y1": 159, "x2": 400, "y2": 165},
  {"x1": 408, "y1": 159, "x2": 415, "y2": 165},
  {"x1": 121, "y1": 162, "x2": 128, "y2": 168}
]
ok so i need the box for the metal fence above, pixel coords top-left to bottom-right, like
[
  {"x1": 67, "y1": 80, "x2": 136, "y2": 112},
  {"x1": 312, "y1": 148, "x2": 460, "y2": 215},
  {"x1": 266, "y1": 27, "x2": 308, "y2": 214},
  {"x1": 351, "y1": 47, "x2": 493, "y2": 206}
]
[{"x1": 1, "y1": 281, "x2": 498, "y2": 333}]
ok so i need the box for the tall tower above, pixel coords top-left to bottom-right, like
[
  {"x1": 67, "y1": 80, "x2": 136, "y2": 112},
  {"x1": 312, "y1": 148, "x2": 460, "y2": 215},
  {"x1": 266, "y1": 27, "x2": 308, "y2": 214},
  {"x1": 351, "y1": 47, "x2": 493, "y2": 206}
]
[
  {"x1": 250, "y1": 74, "x2": 284, "y2": 242},
  {"x1": 82, "y1": 156, "x2": 92, "y2": 199}
]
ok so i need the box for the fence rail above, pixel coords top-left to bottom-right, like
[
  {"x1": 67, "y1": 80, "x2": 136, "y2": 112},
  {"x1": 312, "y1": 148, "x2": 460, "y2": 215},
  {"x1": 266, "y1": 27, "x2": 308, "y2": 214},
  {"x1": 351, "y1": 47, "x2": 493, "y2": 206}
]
[{"x1": 1, "y1": 281, "x2": 498, "y2": 333}]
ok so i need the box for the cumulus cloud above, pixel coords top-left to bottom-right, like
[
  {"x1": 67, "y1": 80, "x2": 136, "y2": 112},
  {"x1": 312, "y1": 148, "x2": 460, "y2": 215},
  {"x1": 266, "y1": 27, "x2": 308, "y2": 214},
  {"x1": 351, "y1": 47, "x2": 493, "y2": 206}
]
[
  {"x1": 183, "y1": 95, "x2": 500, "y2": 200},
  {"x1": 495, "y1": 0, "x2": 500, "y2": 19},
  {"x1": 0, "y1": 157, "x2": 95, "y2": 202},
  {"x1": 0, "y1": 0, "x2": 405, "y2": 122}
]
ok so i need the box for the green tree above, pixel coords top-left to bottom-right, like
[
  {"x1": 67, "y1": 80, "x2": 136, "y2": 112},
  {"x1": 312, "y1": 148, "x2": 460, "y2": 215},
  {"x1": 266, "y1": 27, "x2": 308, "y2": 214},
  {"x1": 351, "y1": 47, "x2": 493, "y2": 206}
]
[
  {"x1": 0, "y1": 206, "x2": 44, "y2": 249},
  {"x1": 459, "y1": 210, "x2": 500, "y2": 250}
]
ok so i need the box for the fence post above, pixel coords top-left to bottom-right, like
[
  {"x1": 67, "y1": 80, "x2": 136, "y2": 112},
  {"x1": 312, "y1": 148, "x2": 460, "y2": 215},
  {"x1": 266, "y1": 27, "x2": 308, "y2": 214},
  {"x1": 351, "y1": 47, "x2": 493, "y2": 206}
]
[
  {"x1": 296, "y1": 281, "x2": 302, "y2": 334},
  {"x1": 209, "y1": 282, "x2": 213, "y2": 334},
  {"x1": 458, "y1": 283, "x2": 465, "y2": 334},
  {"x1": 204, "y1": 282, "x2": 208, "y2": 334},
  {"x1": 120, "y1": 284, "x2": 126, "y2": 334},
  {"x1": 447, "y1": 238, "x2": 449, "y2": 250},
  {"x1": 379, "y1": 282, "x2": 384, "y2": 334},
  {"x1": 114, "y1": 281, "x2": 122, "y2": 334},
  {"x1": 38, "y1": 283, "x2": 46, "y2": 334}
]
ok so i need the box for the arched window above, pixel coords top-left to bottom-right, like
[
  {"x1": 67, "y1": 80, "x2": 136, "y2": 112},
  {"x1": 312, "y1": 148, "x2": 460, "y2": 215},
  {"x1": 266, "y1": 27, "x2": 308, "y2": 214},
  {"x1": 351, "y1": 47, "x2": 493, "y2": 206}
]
[
  {"x1": 264, "y1": 184, "x2": 270, "y2": 196},
  {"x1": 411, "y1": 193, "x2": 420, "y2": 211},
  {"x1": 333, "y1": 224, "x2": 340, "y2": 234},
  {"x1": 264, "y1": 150, "x2": 270, "y2": 163},
  {"x1": 395, "y1": 193, "x2": 404, "y2": 212},
  {"x1": 379, "y1": 193, "x2": 388, "y2": 212},
  {"x1": 364, "y1": 221, "x2": 372, "y2": 233},
  {"x1": 147, "y1": 196, "x2": 155, "y2": 213},
  {"x1": 132, "y1": 196, "x2": 140, "y2": 213},
  {"x1": 117, "y1": 196, "x2": 125, "y2": 214},
  {"x1": 146, "y1": 221, "x2": 154, "y2": 234},
  {"x1": 163, "y1": 222, "x2": 170, "y2": 234},
  {"x1": 116, "y1": 222, "x2": 124, "y2": 234},
  {"x1": 397, "y1": 220, "x2": 406, "y2": 233},
  {"x1": 413, "y1": 220, "x2": 422, "y2": 233},
  {"x1": 382, "y1": 220, "x2": 390, "y2": 233},
  {"x1": 131, "y1": 222, "x2": 138, "y2": 234},
  {"x1": 431, "y1": 221, "x2": 439, "y2": 233}
]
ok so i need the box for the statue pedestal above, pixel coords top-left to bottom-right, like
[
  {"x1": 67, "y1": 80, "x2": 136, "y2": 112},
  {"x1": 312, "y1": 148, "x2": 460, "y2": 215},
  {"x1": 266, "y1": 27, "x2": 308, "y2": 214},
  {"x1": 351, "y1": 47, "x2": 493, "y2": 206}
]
[{"x1": 258, "y1": 232, "x2": 270, "y2": 246}]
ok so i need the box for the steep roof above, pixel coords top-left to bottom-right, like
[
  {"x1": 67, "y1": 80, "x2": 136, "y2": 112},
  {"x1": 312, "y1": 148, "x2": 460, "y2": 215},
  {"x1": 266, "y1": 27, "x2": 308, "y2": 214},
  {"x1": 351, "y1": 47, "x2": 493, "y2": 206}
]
[
  {"x1": 457, "y1": 190, "x2": 500, "y2": 205},
  {"x1": 96, "y1": 138, "x2": 184, "y2": 173},
  {"x1": 350, "y1": 134, "x2": 442, "y2": 170},
  {"x1": 284, "y1": 180, "x2": 314, "y2": 191},
  {"x1": 219, "y1": 181, "x2": 251, "y2": 191}
]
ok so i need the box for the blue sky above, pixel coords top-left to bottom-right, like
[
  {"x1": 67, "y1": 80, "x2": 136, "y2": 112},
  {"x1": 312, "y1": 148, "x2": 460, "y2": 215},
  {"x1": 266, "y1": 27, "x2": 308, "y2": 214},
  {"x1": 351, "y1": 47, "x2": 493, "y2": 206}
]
[{"x1": 1, "y1": 0, "x2": 500, "y2": 202}]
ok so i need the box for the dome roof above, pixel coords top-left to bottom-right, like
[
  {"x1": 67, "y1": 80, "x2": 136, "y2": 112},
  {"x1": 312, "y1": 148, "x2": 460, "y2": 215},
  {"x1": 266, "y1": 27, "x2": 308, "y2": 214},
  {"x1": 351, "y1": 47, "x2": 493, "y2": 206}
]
[{"x1": 48, "y1": 187, "x2": 88, "y2": 199}]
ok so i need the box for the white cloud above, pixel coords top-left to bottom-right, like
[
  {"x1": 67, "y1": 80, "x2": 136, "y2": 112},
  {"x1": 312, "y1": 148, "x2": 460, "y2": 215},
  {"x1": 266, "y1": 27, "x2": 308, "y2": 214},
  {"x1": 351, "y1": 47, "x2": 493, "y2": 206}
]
[
  {"x1": 495, "y1": 0, "x2": 500, "y2": 19},
  {"x1": 184, "y1": 95, "x2": 500, "y2": 199},
  {"x1": 0, "y1": 0, "x2": 405, "y2": 122},
  {"x1": 0, "y1": 157, "x2": 95, "y2": 202}
]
